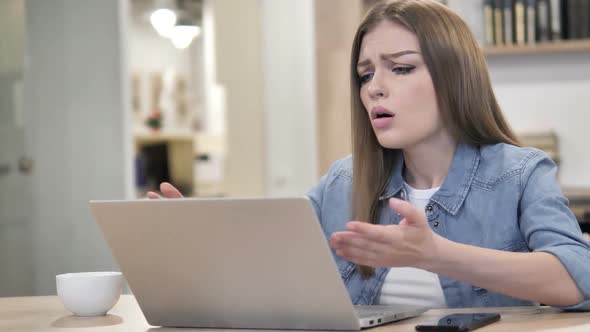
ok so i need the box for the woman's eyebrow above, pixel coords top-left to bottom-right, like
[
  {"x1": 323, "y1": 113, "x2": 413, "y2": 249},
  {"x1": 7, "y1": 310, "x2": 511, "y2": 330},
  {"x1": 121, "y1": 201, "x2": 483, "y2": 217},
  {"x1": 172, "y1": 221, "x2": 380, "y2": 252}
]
[{"x1": 357, "y1": 50, "x2": 419, "y2": 69}]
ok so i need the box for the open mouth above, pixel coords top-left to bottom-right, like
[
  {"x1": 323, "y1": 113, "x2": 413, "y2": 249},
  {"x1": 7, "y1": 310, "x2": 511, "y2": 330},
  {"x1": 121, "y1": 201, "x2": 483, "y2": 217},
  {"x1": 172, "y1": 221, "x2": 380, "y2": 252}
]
[
  {"x1": 376, "y1": 113, "x2": 393, "y2": 119},
  {"x1": 371, "y1": 107, "x2": 395, "y2": 120},
  {"x1": 370, "y1": 107, "x2": 395, "y2": 128}
]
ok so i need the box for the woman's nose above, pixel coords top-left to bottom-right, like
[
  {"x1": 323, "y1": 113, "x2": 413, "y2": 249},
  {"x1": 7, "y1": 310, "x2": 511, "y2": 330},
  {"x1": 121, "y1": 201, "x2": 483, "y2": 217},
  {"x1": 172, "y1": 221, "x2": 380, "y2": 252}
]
[{"x1": 367, "y1": 75, "x2": 387, "y2": 99}]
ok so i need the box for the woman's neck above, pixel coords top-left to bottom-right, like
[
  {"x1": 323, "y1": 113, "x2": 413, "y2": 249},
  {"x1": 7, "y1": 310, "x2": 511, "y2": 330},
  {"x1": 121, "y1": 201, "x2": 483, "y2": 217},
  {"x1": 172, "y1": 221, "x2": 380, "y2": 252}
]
[{"x1": 402, "y1": 131, "x2": 457, "y2": 190}]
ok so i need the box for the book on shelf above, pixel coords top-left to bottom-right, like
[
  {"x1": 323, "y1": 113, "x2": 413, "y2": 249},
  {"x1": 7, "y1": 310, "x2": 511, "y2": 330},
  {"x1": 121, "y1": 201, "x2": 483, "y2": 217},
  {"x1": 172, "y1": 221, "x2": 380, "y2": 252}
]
[
  {"x1": 494, "y1": 0, "x2": 505, "y2": 45},
  {"x1": 567, "y1": 0, "x2": 579, "y2": 39},
  {"x1": 504, "y1": 0, "x2": 514, "y2": 45},
  {"x1": 515, "y1": 0, "x2": 527, "y2": 45},
  {"x1": 537, "y1": 0, "x2": 551, "y2": 41},
  {"x1": 481, "y1": 0, "x2": 590, "y2": 48},
  {"x1": 549, "y1": 0, "x2": 562, "y2": 40},
  {"x1": 526, "y1": 0, "x2": 537, "y2": 43},
  {"x1": 559, "y1": 0, "x2": 568, "y2": 38},
  {"x1": 554, "y1": 0, "x2": 590, "y2": 40},
  {"x1": 579, "y1": 0, "x2": 590, "y2": 39},
  {"x1": 484, "y1": 0, "x2": 495, "y2": 45}
]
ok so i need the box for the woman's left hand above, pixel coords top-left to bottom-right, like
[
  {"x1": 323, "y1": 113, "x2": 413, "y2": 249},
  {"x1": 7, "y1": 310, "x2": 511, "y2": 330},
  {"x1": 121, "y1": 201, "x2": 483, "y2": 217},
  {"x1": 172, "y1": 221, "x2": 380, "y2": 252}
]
[{"x1": 329, "y1": 197, "x2": 440, "y2": 269}]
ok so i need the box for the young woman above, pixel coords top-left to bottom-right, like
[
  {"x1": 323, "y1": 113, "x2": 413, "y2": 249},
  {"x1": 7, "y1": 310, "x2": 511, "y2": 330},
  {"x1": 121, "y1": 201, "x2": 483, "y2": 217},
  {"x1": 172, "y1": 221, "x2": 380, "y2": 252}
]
[
  {"x1": 314, "y1": 0, "x2": 590, "y2": 310},
  {"x1": 150, "y1": 0, "x2": 590, "y2": 310}
]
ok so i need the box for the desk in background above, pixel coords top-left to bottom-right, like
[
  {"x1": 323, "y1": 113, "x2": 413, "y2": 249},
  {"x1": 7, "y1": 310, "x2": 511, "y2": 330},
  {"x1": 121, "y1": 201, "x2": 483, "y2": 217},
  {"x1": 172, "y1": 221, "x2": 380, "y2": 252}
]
[
  {"x1": 564, "y1": 188, "x2": 590, "y2": 220},
  {"x1": 135, "y1": 133, "x2": 194, "y2": 196},
  {"x1": 2, "y1": 295, "x2": 590, "y2": 331},
  {"x1": 564, "y1": 187, "x2": 590, "y2": 237}
]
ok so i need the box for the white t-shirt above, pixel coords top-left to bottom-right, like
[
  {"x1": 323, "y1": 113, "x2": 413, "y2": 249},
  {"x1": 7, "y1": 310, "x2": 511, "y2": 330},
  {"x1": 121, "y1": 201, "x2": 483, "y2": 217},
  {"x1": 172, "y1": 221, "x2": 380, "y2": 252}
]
[{"x1": 377, "y1": 182, "x2": 447, "y2": 308}]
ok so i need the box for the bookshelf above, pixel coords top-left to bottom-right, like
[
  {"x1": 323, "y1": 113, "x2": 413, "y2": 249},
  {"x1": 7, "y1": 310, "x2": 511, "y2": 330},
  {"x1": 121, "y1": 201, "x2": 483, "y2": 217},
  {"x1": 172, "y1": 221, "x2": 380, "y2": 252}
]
[
  {"x1": 484, "y1": 39, "x2": 590, "y2": 56},
  {"x1": 476, "y1": 0, "x2": 590, "y2": 57}
]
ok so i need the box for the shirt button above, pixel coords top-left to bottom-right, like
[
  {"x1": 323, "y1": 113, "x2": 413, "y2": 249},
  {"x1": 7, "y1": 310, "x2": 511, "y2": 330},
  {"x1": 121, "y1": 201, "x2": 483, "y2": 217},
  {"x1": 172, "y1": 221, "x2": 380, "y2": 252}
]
[
  {"x1": 434, "y1": 221, "x2": 440, "y2": 228},
  {"x1": 426, "y1": 205, "x2": 433, "y2": 212}
]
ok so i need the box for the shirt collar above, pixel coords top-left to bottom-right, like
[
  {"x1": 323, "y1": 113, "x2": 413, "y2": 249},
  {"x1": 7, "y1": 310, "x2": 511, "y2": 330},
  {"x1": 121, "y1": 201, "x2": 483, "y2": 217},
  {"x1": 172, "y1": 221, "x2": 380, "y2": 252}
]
[{"x1": 379, "y1": 143, "x2": 480, "y2": 215}]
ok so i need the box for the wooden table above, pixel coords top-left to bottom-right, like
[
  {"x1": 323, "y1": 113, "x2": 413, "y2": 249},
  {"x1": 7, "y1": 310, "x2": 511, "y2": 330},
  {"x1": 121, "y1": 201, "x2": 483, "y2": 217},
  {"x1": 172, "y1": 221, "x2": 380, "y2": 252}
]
[{"x1": 2, "y1": 295, "x2": 590, "y2": 332}]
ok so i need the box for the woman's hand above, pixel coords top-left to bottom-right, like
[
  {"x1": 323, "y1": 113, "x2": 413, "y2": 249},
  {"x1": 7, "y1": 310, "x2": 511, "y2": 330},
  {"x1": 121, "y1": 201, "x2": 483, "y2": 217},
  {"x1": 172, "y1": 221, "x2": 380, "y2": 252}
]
[
  {"x1": 147, "y1": 182, "x2": 184, "y2": 199},
  {"x1": 329, "y1": 197, "x2": 440, "y2": 269}
]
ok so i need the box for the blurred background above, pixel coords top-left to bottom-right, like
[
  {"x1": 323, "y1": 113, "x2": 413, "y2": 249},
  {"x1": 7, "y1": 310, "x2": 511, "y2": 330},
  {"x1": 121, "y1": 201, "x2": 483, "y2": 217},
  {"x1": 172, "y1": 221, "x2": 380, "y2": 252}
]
[{"x1": 1, "y1": 0, "x2": 589, "y2": 296}]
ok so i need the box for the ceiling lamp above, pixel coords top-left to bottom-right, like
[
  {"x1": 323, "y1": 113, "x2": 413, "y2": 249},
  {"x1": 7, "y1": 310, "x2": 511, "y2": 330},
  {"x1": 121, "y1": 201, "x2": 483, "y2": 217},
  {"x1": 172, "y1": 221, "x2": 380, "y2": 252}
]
[
  {"x1": 150, "y1": 8, "x2": 177, "y2": 38},
  {"x1": 170, "y1": 18, "x2": 201, "y2": 49}
]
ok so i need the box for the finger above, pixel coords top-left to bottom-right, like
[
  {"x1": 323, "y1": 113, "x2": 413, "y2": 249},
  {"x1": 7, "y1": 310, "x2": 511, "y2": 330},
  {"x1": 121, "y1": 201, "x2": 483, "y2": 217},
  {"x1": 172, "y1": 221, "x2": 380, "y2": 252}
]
[
  {"x1": 331, "y1": 231, "x2": 377, "y2": 251},
  {"x1": 345, "y1": 222, "x2": 395, "y2": 244},
  {"x1": 330, "y1": 231, "x2": 357, "y2": 249},
  {"x1": 147, "y1": 191, "x2": 161, "y2": 199},
  {"x1": 331, "y1": 232, "x2": 392, "y2": 259},
  {"x1": 335, "y1": 246, "x2": 380, "y2": 267},
  {"x1": 160, "y1": 182, "x2": 183, "y2": 198},
  {"x1": 389, "y1": 197, "x2": 425, "y2": 226}
]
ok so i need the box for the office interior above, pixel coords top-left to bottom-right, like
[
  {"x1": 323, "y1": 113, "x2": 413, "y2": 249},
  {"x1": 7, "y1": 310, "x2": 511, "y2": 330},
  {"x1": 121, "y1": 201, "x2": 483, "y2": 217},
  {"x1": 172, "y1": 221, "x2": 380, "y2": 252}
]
[{"x1": 1, "y1": 0, "x2": 590, "y2": 299}]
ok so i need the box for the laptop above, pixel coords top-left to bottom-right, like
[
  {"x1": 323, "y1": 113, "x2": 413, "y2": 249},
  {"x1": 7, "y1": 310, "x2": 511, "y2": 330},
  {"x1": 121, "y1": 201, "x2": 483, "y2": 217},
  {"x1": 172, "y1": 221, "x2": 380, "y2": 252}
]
[{"x1": 90, "y1": 197, "x2": 426, "y2": 330}]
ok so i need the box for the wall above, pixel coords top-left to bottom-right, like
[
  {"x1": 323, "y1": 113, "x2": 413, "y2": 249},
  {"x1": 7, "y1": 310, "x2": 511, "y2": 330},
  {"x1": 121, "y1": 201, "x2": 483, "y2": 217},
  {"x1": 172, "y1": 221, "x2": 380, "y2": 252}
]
[
  {"x1": 447, "y1": 0, "x2": 485, "y2": 44},
  {"x1": 261, "y1": 0, "x2": 318, "y2": 196},
  {"x1": 202, "y1": 0, "x2": 223, "y2": 135},
  {"x1": 199, "y1": 0, "x2": 320, "y2": 197},
  {"x1": 489, "y1": 53, "x2": 590, "y2": 187},
  {"x1": 210, "y1": 0, "x2": 266, "y2": 196},
  {"x1": 0, "y1": 0, "x2": 33, "y2": 296},
  {"x1": 315, "y1": 0, "x2": 363, "y2": 174},
  {"x1": 24, "y1": 0, "x2": 131, "y2": 294},
  {"x1": 128, "y1": 9, "x2": 204, "y2": 133}
]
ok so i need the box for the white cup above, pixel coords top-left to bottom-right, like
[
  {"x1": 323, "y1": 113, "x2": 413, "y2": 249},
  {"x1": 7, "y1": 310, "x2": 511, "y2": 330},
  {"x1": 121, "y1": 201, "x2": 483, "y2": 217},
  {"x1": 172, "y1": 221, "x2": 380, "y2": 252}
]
[{"x1": 56, "y1": 271, "x2": 123, "y2": 317}]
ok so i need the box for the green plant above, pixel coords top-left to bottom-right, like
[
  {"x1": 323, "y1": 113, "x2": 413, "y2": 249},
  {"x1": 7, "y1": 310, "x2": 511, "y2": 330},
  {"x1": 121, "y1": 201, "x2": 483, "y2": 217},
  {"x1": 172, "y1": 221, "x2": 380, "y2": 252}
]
[{"x1": 146, "y1": 110, "x2": 162, "y2": 130}]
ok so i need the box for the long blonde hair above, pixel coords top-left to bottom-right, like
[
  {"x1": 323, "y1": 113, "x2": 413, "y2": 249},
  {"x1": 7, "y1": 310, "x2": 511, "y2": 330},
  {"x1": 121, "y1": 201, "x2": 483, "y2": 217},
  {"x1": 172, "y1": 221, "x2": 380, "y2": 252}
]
[{"x1": 350, "y1": 0, "x2": 520, "y2": 277}]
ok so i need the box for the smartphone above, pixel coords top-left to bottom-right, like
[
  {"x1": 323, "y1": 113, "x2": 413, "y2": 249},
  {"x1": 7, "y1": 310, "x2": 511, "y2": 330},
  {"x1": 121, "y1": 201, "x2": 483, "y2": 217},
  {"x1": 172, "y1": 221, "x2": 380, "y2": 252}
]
[{"x1": 415, "y1": 313, "x2": 501, "y2": 331}]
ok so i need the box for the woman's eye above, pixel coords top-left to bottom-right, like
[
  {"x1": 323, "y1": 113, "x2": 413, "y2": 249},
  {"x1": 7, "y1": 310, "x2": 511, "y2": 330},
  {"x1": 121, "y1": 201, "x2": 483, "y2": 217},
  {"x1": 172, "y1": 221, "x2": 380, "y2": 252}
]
[
  {"x1": 392, "y1": 66, "x2": 415, "y2": 75},
  {"x1": 359, "y1": 73, "x2": 373, "y2": 83}
]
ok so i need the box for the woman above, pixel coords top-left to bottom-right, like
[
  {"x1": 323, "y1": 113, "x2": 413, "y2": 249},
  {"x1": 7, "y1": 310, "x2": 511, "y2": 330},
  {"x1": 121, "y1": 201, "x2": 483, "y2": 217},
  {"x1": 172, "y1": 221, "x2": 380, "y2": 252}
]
[
  {"x1": 317, "y1": 0, "x2": 590, "y2": 310},
  {"x1": 150, "y1": 0, "x2": 590, "y2": 310}
]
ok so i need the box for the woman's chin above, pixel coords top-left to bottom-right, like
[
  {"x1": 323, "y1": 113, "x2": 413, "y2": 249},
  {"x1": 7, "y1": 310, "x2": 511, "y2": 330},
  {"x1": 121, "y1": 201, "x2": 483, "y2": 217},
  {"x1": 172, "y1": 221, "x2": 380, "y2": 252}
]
[{"x1": 375, "y1": 136, "x2": 406, "y2": 150}]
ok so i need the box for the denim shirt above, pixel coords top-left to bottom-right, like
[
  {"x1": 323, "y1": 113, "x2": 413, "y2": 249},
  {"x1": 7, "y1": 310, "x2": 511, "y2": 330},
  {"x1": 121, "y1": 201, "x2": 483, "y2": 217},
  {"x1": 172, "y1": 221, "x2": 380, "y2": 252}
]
[{"x1": 306, "y1": 143, "x2": 590, "y2": 311}]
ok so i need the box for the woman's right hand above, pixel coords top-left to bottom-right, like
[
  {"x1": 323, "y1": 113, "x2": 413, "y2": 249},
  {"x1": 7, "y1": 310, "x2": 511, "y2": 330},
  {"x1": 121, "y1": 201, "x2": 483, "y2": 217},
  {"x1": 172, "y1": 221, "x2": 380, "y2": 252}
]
[{"x1": 147, "y1": 182, "x2": 184, "y2": 199}]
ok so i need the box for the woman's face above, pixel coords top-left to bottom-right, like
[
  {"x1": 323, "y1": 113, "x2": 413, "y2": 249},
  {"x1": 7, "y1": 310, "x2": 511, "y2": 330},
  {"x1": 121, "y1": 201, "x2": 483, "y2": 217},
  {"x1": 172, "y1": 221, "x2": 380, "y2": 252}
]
[{"x1": 357, "y1": 20, "x2": 444, "y2": 149}]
